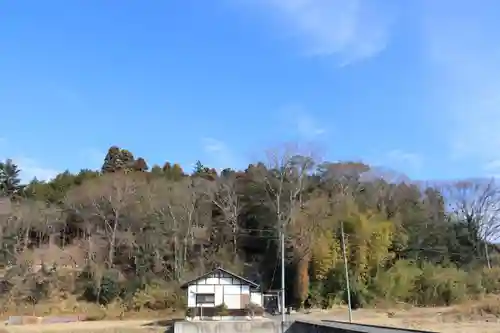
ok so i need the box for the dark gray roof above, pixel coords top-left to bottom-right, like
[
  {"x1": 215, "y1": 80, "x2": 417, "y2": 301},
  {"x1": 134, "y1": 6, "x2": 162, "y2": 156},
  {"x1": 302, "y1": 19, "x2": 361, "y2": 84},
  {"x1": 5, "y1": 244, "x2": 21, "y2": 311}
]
[{"x1": 180, "y1": 267, "x2": 259, "y2": 289}]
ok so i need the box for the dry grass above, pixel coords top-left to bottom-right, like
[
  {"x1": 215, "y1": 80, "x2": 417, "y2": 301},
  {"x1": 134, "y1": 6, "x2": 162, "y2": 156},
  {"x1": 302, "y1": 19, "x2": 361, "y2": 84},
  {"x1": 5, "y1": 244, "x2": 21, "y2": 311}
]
[
  {"x1": 0, "y1": 299, "x2": 180, "y2": 333},
  {"x1": 0, "y1": 296, "x2": 183, "y2": 322},
  {"x1": 3, "y1": 299, "x2": 500, "y2": 333},
  {"x1": 4, "y1": 329, "x2": 163, "y2": 333},
  {"x1": 2, "y1": 320, "x2": 167, "y2": 333},
  {"x1": 444, "y1": 295, "x2": 500, "y2": 322},
  {"x1": 295, "y1": 300, "x2": 500, "y2": 333}
]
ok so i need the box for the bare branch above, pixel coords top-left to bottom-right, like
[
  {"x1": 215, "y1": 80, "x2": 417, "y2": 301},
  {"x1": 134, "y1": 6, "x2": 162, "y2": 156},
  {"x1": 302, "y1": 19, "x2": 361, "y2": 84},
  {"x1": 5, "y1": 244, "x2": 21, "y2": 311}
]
[{"x1": 443, "y1": 178, "x2": 500, "y2": 241}]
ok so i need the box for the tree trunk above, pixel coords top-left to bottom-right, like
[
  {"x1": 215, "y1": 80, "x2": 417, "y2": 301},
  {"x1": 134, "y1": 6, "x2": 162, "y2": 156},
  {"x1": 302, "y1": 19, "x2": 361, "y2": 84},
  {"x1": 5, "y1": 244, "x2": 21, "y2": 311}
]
[
  {"x1": 232, "y1": 216, "x2": 237, "y2": 254},
  {"x1": 23, "y1": 224, "x2": 30, "y2": 252},
  {"x1": 294, "y1": 254, "x2": 310, "y2": 309},
  {"x1": 108, "y1": 210, "x2": 119, "y2": 269}
]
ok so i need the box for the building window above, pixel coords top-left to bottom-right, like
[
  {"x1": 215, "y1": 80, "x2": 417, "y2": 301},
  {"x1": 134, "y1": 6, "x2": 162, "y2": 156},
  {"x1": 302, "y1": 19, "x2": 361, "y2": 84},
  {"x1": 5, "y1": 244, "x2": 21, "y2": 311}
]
[{"x1": 196, "y1": 293, "x2": 215, "y2": 304}]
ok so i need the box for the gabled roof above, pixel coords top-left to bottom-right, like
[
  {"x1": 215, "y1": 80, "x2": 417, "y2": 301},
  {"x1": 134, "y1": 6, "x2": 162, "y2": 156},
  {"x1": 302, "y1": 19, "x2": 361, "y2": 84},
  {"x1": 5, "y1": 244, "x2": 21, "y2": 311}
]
[{"x1": 180, "y1": 267, "x2": 259, "y2": 289}]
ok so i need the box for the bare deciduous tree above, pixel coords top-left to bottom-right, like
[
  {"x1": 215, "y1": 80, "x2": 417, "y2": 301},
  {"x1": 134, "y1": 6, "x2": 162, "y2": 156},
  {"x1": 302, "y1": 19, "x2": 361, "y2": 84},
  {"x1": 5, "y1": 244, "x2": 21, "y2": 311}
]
[
  {"x1": 66, "y1": 173, "x2": 142, "y2": 269},
  {"x1": 9, "y1": 200, "x2": 61, "y2": 259},
  {"x1": 443, "y1": 178, "x2": 500, "y2": 268},
  {"x1": 259, "y1": 145, "x2": 317, "y2": 257},
  {"x1": 147, "y1": 178, "x2": 203, "y2": 280},
  {"x1": 211, "y1": 172, "x2": 241, "y2": 254}
]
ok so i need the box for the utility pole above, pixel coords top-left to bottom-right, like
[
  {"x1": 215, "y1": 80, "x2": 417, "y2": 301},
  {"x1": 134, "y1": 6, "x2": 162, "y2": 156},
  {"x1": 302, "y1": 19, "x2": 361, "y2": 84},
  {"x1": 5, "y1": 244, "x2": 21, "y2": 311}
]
[
  {"x1": 280, "y1": 221, "x2": 286, "y2": 333},
  {"x1": 485, "y1": 242, "x2": 492, "y2": 269},
  {"x1": 340, "y1": 221, "x2": 352, "y2": 323}
]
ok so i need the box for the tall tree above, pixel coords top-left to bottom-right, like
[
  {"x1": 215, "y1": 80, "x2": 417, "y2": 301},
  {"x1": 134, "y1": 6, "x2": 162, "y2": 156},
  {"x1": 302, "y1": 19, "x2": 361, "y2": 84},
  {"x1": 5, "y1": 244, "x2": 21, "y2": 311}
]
[
  {"x1": 443, "y1": 179, "x2": 500, "y2": 267},
  {"x1": 101, "y1": 146, "x2": 136, "y2": 173},
  {"x1": 211, "y1": 171, "x2": 242, "y2": 255},
  {"x1": 0, "y1": 159, "x2": 23, "y2": 198}
]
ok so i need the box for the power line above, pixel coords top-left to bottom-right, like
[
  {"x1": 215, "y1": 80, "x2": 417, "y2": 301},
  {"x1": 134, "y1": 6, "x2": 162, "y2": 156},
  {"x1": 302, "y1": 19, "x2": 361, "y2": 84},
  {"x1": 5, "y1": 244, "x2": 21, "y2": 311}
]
[
  {"x1": 233, "y1": 238, "x2": 494, "y2": 263},
  {"x1": 268, "y1": 248, "x2": 279, "y2": 289},
  {"x1": 236, "y1": 230, "x2": 489, "y2": 252},
  {"x1": 232, "y1": 226, "x2": 496, "y2": 268}
]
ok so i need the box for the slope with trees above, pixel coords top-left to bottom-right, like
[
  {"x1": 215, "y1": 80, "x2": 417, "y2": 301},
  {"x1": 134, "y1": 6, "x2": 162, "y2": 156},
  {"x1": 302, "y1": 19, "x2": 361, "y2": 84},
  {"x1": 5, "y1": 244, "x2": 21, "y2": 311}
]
[{"x1": 0, "y1": 144, "x2": 499, "y2": 317}]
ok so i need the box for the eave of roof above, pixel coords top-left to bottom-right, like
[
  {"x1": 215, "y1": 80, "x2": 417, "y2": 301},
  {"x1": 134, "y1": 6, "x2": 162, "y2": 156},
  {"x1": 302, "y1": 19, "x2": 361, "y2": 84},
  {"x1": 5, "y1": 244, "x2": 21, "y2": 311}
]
[{"x1": 180, "y1": 267, "x2": 260, "y2": 289}]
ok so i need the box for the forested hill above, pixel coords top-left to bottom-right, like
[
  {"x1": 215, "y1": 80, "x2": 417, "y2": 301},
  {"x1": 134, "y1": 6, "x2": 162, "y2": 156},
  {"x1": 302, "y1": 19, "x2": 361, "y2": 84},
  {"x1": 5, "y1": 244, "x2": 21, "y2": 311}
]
[{"x1": 0, "y1": 145, "x2": 499, "y2": 311}]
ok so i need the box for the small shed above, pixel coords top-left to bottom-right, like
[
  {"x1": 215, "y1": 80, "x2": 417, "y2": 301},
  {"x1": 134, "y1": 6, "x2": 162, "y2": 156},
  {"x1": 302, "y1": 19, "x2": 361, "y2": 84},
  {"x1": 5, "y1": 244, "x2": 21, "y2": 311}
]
[{"x1": 181, "y1": 267, "x2": 263, "y2": 320}]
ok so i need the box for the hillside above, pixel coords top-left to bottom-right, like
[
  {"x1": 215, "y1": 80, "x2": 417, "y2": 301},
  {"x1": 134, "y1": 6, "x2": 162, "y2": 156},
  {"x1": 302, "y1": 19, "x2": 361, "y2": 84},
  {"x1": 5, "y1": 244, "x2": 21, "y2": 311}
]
[{"x1": 0, "y1": 145, "x2": 499, "y2": 318}]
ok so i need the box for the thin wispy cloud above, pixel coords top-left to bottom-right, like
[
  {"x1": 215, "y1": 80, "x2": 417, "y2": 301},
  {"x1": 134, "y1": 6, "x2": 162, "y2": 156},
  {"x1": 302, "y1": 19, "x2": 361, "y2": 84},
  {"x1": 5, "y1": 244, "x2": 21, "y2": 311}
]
[
  {"x1": 13, "y1": 157, "x2": 59, "y2": 183},
  {"x1": 366, "y1": 149, "x2": 423, "y2": 179},
  {"x1": 279, "y1": 104, "x2": 327, "y2": 140},
  {"x1": 201, "y1": 137, "x2": 238, "y2": 171},
  {"x1": 421, "y1": 0, "x2": 500, "y2": 175},
  {"x1": 203, "y1": 137, "x2": 226, "y2": 154},
  {"x1": 483, "y1": 160, "x2": 500, "y2": 179},
  {"x1": 385, "y1": 149, "x2": 423, "y2": 172},
  {"x1": 296, "y1": 113, "x2": 326, "y2": 139},
  {"x1": 79, "y1": 148, "x2": 105, "y2": 170},
  {"x1": 484, "y1": 160, "x2": 500, "y2": 172},
  {"x1": 0, "y1": 139, "x2": 59, "y2": 183},
  {"x1": 238, "y1": 0, "x2": 395, "y2": 66}
]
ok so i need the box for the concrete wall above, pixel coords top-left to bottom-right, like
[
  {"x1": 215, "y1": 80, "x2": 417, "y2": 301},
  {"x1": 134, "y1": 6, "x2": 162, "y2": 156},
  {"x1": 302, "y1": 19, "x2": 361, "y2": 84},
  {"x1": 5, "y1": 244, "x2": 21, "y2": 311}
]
[
  {"x1": 174, "y1": 319, "x2": 437, "y2": 333},
  {"x1": 174, "y1": 320, "x2": 283, "y2": 333}
]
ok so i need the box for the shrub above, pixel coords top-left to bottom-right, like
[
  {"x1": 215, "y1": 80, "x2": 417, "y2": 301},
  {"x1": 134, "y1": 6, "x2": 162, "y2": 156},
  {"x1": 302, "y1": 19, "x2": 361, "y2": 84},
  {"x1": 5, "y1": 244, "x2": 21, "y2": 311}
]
[
  {"x1": 373, "y1": 260, "x2": 421, "y2": 303},
  {"x1": 465, "y1": 270, "x2": 484, "y2": 297},
  {"x1": 186, "y1": 307, "x2": 195, "y2": 318},
  {"x1": 413, "y1": 263, "x2": 468, "y2": 306},
  {"x1": 311, "y1": 260, "x2": 482, "y2": 308},
  {"x1": 130, "y1": 282, "x2": 184, "y2": 311},
  {"x1": 307, "y1": 282, "x2": 325, "y2": 308},
  {"x1": 214, "y1": 303, "x2": 229, "y2": 316},
  {"x1": 323, "y1": 266, "x2": 355, "y2": 307},
  {"x1": 245, "y1": 302, "x2": 264, "y2": 317},
  {"x1": 480, "y1": 267, "x2": 500, "y2": 294},
  {"x1": 81, "y1": 269, "x2": 121, "y2": 305},
  {"x1": 119, "y1": 277, "x2": 144, "y2": 304},
  {"x1": 348, "y1": 277, "x2": 376, "y2": 309}
]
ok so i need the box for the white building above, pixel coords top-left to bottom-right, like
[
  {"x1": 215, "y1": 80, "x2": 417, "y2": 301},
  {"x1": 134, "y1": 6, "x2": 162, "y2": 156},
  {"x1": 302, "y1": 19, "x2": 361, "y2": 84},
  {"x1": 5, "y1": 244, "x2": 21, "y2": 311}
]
[{"x1": 181, "y1": 267, "x2": 263, "y2": 320}]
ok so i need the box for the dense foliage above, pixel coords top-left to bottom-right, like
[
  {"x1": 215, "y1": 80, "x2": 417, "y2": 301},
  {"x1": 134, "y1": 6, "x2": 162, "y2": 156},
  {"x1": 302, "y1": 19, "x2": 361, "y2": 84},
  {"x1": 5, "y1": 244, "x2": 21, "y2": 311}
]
[{"x1": 0, "y1": 144, "x2": 499, "y2": 315}]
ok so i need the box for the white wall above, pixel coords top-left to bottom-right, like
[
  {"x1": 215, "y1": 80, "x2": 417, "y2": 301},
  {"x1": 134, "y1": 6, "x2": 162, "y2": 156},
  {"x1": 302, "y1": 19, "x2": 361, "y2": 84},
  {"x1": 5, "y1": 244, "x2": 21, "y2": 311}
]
[
  {"x1": 214, "y1": 285, "x2": 223, "y2": 306},
  {"x1": 219, "y1": 277, "x2": 232, "y2": 284},
  {"x1": 186, "y1": 270, "x2": 261, "y2": 311},
  {"x1": 188, "y1": 285, "x2": 218, "y2": 308},
  {"x1": 241, "y1": 285, "x2": 250, "y2": 294},
  {"x1": 223, "y1": 294, "x2": 241, "y2": 309},
  {"x1": 197, "y1": 285, "x2": 214, "y2": 294},
  {"x1": 187, "y1": 286, "x2": 196, "y2": 307},
  {"x1": 223, "y1": 285, "x2": 240, "y2": 309},
  {"x1": 187, "y1": 287, "x2": 262, "y2": 309},
  {"x1": 206, "y1": 277, "x2": 218, "y2": 284},
  {"x1": 250, "y1": 292, "x2": 263, "y2": 306},
  {"x1": 222, "y1": 285, "x2": 240, "y2": 295}
]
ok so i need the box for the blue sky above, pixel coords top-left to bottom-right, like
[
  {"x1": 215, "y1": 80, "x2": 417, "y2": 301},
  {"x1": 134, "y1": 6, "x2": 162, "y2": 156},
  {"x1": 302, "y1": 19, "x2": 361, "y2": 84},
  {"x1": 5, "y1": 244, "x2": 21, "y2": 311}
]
[{"x1": 1, "y1": 0, "x2": 499, "y2": 182}]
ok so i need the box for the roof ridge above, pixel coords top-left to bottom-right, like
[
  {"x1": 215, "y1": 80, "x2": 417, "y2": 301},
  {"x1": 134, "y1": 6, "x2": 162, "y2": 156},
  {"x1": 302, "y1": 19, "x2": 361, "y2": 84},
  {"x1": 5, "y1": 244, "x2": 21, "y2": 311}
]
[{"x1": 180, "y1": 267, "x2": 260, "y2": 289}]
